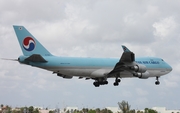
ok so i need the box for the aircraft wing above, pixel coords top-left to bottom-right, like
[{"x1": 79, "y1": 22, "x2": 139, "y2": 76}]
[{"x1": 108, "y1": 45, "x2": 135, "y2": 76}]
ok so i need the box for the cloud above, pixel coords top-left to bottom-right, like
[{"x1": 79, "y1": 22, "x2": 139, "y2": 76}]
[{"x1": 153, "y1": 16, "x2": 177, "y2": 38}]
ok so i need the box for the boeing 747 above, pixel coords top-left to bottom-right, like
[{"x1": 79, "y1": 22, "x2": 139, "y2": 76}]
[{"x1": 8, "y1": 25, "x2": 172, "y2": 87}]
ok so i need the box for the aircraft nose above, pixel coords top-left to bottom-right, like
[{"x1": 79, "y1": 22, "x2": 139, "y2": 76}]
[
  {"x1": 167, "y1": 64, "x2": 172, "y2": 72},
  {"x1": 169, "y1": 66, "x2": 172, "y2": 71}
]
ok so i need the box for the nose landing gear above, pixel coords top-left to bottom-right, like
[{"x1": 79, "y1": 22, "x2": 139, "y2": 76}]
[{"x1": 155, "y1": 76, "x2": 160, "y2": 85}]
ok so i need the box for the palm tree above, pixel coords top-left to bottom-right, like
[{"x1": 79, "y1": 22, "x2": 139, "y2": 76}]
[
  {"x1": 29, "y1": 106, "x2": 34, "y2": 113},
  {"x1": 96, "y1": 108, "x2": 100, "y2": 113},
  {"x1": 118, "y1": 100, "x2": 131, "y2": 113}
]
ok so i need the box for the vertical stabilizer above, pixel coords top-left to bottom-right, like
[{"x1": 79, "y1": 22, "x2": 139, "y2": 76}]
[{"x1": 13, "y1": 25, "x2": 52, "y2": 56}]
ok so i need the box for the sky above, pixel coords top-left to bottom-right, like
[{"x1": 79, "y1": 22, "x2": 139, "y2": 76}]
[{"x1": 0, "y1": 0, "x2": 180, "y2": 110}]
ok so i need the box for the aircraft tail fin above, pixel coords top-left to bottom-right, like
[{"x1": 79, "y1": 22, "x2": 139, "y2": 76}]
[{"x1": 13, "y1": 25, "x2": 52, "y2": 56}]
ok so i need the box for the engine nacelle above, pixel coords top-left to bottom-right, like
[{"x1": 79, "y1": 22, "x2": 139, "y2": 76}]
[
  {"x1": 133, "y1": 71, "x2": 149, "y2": 79},
  {"x1": 57, "y1": 73, "x2": 73, "y2": 79},
  {"x1": 131, "y1": 64, "x2": 147, "y2": 73}
]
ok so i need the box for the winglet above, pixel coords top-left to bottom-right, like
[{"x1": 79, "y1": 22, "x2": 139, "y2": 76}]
[{"x1": 122, "y1": 45, "x2": 131, "y2": 52}]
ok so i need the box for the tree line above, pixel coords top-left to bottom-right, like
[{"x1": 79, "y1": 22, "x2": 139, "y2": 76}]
[
  {"x1": 0, "y1": 104, "x2": 39, "y2": 113},
  {"x1": 1, "y1": 101, "x2": 158, "y2": 113}
]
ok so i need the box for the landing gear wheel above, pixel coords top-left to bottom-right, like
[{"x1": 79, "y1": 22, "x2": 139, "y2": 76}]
[
  {"x1": 155, "y1": 81, "x2": 160, "y2": 85},
  {"x1": 113, "y1": 82, "x2": 119, "y2": 86},
  {"x1": 117, "y1": 79, "x2": 121, "y2": 83},
  {"x1": 113, "y1": 77, "x2": 121, "y2": 86},
  {"x1": 93, "y1": 82, "x2": 100, "y2": 87},
  {"x1": 104, "y1": 81, "x2": 108, "y2": 84}
]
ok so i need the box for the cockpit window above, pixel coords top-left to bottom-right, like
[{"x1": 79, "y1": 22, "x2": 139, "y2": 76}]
[{"x1": 161, "y1": 59, "x2": 164, "y2": 61}]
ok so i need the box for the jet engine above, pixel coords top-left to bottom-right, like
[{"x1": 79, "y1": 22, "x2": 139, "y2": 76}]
[
  {"x1": 57, "y1": 73, "x2": 73, "y2": 79},
  {"x1": 130, "y1": 64, "x2": 147, "y2": 73},
  {"x1": 133, "y1": 71, "x2": 149, "y2": 79}
]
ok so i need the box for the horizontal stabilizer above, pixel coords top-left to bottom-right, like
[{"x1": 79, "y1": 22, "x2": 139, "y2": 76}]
[
  {"x1": 25, "y1": 54, "x2": 47, "y2": 62},
  {"x1": 1, "y1": 58, "x2": 18, "y2": 61}
]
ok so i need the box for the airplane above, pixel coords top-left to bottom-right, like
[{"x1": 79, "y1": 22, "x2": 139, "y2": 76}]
[{"x1": 8, "y1": 25, "x2": 172, "y2": 87}]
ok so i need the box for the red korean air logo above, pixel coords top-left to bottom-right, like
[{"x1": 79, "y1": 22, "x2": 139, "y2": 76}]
[{"x1": 23, "y1": 37, "x2": 36, "y2": 51}]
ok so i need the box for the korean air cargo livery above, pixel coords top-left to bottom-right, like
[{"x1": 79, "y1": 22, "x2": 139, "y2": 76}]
[{"x1": 10, "y1": 25, "x2": 172, "y2": 87}]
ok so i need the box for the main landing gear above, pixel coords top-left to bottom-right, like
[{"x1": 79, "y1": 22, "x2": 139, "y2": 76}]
[
  {"x1": 93, "y1": 80, "x2": 108, "y2": 87},
  {"x1": 113, "y1": 77, "x2": 121, "y2": 86},
  {"x1": 155, "y1": 76, "x2": 160, "y2": 85}
]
